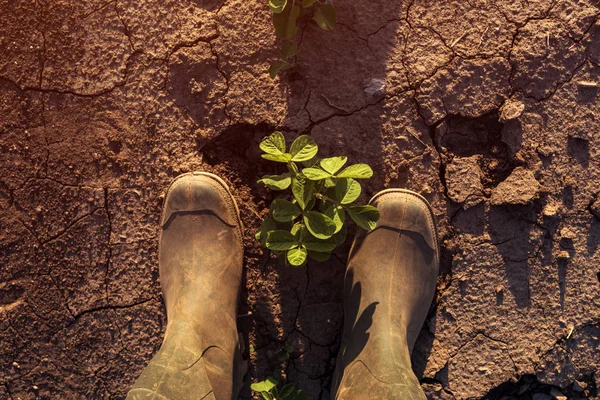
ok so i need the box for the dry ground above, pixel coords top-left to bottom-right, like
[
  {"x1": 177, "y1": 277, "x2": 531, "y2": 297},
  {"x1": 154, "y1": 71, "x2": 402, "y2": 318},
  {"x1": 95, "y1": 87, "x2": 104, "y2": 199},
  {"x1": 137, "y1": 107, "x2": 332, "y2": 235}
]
[{"x1": 1, "y1": 0, "x2": 600, "y2": 399}]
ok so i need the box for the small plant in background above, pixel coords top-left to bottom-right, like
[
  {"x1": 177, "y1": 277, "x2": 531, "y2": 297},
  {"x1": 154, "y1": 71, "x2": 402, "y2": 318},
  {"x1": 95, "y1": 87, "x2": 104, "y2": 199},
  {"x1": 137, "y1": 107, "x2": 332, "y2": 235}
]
[
  {"x1": 251, "y1": 345, "x2": 305, "y2": 400},
  {"x1": 251, "y1": 375, "x2": 306, "y2": 400},
  {"x1": 267, "y1": 0, "x2": 336, "y2": 78},
  {"x1": 255, "y1": 132, "x2": 379, "y2": 267},
  {"x1": 276, "y1": 344, "x2": 295, "y2": 362}
]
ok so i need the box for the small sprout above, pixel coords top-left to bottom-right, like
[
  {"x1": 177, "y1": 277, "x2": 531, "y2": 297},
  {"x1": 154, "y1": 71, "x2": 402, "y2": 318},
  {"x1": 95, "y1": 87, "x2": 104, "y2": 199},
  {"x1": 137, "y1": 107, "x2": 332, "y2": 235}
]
[
  {"x1": 251, "y1": 376, "x2": 307, "y2": 400},
  {"x1": 266, "y1": 0, "x2": 336, "y2": 78},
  {"x1": 251, "y1": 376, "x2": 278, "y2": 398},
  {"x1": 257, "y1": 132, "x2": 379, "y2": 266},
  {"x1": 252, "y1": 346, "x2": 306, "y2": 400}
]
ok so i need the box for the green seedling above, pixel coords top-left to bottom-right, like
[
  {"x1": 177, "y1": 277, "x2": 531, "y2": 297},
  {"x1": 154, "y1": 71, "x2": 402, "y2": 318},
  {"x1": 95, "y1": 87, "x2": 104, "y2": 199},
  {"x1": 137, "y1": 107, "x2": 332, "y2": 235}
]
[
  {"x1": 251, "y1": 375, "x2": 306, "y2": 400},
  {"x1": 255, "y1": 132, "x2": 380, "y2": 267},
  {"x1": 251, "y1": 344, "x2": 304, "y2": 400},
  {"x1": 267, "y1": 0, "x2": 336, "y2": 78},
  {"x1": 276, "y1": 343, "x2": 295, "y2": 362}
]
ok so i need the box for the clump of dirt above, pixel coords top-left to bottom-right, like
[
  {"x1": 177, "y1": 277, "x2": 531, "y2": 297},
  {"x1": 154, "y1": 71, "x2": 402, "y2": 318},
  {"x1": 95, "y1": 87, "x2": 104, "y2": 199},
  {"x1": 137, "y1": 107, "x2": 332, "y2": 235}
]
[
  {"x1": 484, "y1": 373, "x2": 597, "y2": 400},
  {"x1": 436, "y1": 111, "x2": 520, "y2": 191}
]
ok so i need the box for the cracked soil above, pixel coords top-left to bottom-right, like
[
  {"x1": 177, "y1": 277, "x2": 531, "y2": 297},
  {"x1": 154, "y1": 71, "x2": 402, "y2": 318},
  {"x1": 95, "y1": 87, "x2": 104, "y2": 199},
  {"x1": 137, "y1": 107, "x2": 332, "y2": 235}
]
[{"x1": 1, "y1": 0, "x2": 600, "y2": 399}]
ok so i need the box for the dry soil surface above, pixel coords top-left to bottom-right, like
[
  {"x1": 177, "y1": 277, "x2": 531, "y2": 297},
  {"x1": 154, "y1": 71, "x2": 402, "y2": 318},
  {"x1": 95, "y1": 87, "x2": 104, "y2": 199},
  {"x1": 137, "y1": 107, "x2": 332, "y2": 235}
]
[{"x1": 1, "y1": 0, "x2": 600, "y2": 399}]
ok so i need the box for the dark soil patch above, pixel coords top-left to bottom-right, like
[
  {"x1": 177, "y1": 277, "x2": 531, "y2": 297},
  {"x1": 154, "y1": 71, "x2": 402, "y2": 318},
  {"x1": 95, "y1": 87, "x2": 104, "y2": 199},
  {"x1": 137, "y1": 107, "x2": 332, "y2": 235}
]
[{"x1": 439, "y1": 111, "x2": 520, "y2": 190}]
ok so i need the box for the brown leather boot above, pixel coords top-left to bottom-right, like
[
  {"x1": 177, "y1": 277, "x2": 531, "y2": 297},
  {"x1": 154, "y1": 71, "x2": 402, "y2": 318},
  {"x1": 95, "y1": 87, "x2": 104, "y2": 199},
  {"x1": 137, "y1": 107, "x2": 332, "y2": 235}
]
[
  {"x1": 126, "y1": 172, "x2": 245, "y2": 400},
  {"x1": 331, "y1": 189, "x2": 440, "y2": 400}
]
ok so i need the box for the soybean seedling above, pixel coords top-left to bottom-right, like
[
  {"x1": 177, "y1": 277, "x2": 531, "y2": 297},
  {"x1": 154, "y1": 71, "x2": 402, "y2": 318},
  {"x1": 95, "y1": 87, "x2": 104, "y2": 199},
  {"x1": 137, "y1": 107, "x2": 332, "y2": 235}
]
[
  {"x1": 267, "y1": 0, "x2": 336, "y2": 78},
  {"x1": 251, "y1": 375, "x2": 306, "y2": 400},
  {"x1": 251, "y1": 344, "x2": 305, "y2": 400},
  {"x1": 255, "y1": 132, "x2": 379, "y2": 267}
]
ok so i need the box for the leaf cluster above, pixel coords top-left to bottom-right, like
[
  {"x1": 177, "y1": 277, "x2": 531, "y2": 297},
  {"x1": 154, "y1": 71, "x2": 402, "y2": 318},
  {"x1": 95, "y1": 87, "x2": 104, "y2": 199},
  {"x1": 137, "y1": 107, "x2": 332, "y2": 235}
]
[
  {"x1": 256, "y1": 132, "x2": 379, "y2": 267},
  {"x1": 250, "y1": 345, "x2": 303, "y2": 400},
  {"x1": 267, "y1": 0, "x2": 336, "y2": 78},
  {"x1": 251, "y1": 375, "x2": 306, "y2": 400}
]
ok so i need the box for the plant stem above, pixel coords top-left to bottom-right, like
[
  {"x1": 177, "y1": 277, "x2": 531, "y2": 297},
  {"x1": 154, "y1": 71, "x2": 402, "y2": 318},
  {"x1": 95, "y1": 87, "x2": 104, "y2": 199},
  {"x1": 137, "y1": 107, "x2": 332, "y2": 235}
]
[
  {"x1": 288, "y1": 161, "x2": 299, "y2": 176},
  {"x1": 315, "y1": 193, "x2": 339, "y2": 206}
]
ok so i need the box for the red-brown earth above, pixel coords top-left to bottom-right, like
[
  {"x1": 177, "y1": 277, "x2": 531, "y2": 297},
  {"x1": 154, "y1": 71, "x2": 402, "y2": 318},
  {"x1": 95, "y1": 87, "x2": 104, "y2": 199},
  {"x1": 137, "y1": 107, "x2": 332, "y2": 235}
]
[{"x1": 1, "y1": 0, "x2": 599, "y2": 399}]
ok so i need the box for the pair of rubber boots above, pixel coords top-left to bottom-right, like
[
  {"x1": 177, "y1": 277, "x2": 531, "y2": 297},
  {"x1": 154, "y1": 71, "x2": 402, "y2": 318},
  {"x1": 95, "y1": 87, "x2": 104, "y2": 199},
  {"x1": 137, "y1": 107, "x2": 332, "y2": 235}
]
[{"x1": 126, "y1": 172, "x2": 439, "y2": 400}]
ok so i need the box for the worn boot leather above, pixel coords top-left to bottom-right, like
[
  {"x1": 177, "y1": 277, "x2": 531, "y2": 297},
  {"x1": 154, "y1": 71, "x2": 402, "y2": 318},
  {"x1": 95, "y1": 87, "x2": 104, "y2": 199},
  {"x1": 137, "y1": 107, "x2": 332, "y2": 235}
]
[
  {"x1": 331, "y1": 189, "x2": 440, "y2": 400},
  {"x1": 126, "y1": 172, "x2": 245, "y2": 400}
]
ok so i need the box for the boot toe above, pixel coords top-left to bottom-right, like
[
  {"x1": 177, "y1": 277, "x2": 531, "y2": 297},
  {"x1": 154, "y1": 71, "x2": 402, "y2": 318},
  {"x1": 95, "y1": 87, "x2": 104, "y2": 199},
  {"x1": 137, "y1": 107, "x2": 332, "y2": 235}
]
[
  {"x1": 370, "y1": 190, "x2": 438, "y2": 254},
  {"x1": 161, "y1": 173, "x2": 241, "y2": 232}
]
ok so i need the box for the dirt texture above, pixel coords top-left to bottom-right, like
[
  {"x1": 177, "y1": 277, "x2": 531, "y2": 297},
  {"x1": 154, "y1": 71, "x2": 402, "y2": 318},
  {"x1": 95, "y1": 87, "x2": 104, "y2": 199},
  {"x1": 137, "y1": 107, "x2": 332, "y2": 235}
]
[{"x1": 1, "y1": 0, "x2": 600, "y2": 399}]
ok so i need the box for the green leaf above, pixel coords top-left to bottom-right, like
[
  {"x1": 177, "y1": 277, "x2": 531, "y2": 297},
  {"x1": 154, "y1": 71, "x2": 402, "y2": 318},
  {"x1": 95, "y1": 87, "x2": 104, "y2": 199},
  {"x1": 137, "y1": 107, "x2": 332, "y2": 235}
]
[
  {"x1": 280, "y1": 383, "x2": 295, "y2": 398},
  {"x1": 256, "y1": 216, "x2": 278, "y2": 247},
  {"x1": 251, "y1": 376, "x2": 279, "y2": 393},
  {"x1": 262, "y1": 153, "x2": 291, "y2": 163},
  {"x1": 280, "y1": 42, "x2": 298, "y2": 58},
  {"x1": 336, "y1": 163, "x2": 373, "y2": 179},
  {"x1": 302, "y1": 158, "x2": 318, "y2": 168},
  {"x1": 307, "y1": 250, "x2": 331, "y2": 262},
  {"x1": 277, "y1": 349, "x2": 290, "y2": 362},
  {"x1": 260, "y1": 132, "x2": 286, "y2": 155},
  {"x1": 347, "y1": 205, "x2": 380, "y2": 231},
  {"x1": 273, "y1": 4, "x2": 300, "y2": 40},
  {"x1": 320, "y1": 156, "x2": 347, "y2": 175},
  {"x1": 333, "y1": 224, "x2": 347, "y2": 246},
  {"x1": 287, "y1": 247, "x2": 307, "y2": 266},
  {"x1": 266, "y1": 230, "x2": 298, "y2": 250},
  {"x1": 332, "y1": 178, "x2": 361, "y2": 204},
  {"x1": 290, "y1": 221, "x2": 303, "y2": 237},
  {"x1": 270, "y1": 213, "x2": 294, "y2": 231},
  {"x1": 302, "y1": 167, "x2": 331, "y2": 180},
  {"x1": 324, "y1": 177, "x2": 336, "y2": 187},
  {"x1": 258, "y1": 173, "x2": 292, "y2": 190},
  {"x1": 301, "y1": 0, "x2": 316, "y2": 7},
  {"x1": 284, "y1": 344, "x2": 294, "y2": 353},
  {"x1": 271, "y1": 199, "x2": 302, "y2": 222},
  {"x1": 303, "y1": 233, "x2": 336, "y2": 252},
  {"x1": 261, "y1": 392, "x2": 273, "y2": 400},
  {"x1": 269, "y1": 0, "x2": 287, "y2": 13},
  {"x1": 303, "y1": 211, "x2": 336, "y2": 239},
  {"x1": 292, "y1": 390, "x2": 307, "y2": 400},
  {"x1": 324, "y1": 205, "x2": 345, "y2": 233},
  {"x1": 291, "y1": 176, "x2": 315, "y2": 210},
  {"x1": 313, "y1": 4, "x2": 336, "y2": 31},
  {"x1": 290, "y1": 135, "x2": 318, "y2": 162},
  {"x1": 269, "y1": 60, "x2": 291, "y2": 79}
]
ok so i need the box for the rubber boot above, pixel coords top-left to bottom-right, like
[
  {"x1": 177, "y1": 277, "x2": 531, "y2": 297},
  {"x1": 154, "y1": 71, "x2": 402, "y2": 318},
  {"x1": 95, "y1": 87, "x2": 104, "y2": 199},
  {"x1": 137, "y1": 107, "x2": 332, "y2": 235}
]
[
  {"x1": 126, "y1": 172, "x2": 245, "y2": 400},
  {"x1": 331, "y1": 189, "x2": 440, "y2": 400}
]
